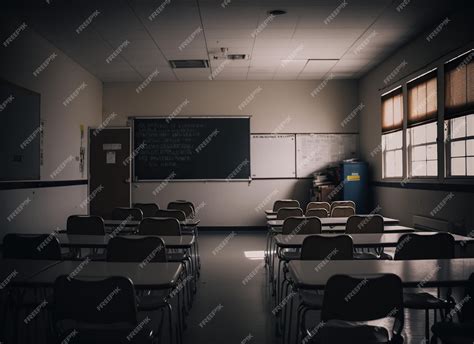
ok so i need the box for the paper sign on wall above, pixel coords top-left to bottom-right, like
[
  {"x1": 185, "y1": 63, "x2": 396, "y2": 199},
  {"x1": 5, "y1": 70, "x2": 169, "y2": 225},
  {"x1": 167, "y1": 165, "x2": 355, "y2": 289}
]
[{"x1": 106, "y1": 151, "x2": 116, "y2": 164}]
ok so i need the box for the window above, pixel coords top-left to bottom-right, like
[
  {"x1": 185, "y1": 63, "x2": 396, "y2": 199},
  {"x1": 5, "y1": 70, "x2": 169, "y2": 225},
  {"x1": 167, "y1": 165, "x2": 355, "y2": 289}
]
[
  {"x1": 381, "y1": 88, "x2": 403, "y2": 178},
  {"x1": 444, "y1": 51, "x2": 474, "y2": 177},
  {"x1": 382, "y1": 131, "x2": 403, "y2": 178},
  {"x1": 407, "y1": 71, "x2": 438, "y2": 177},
  {"x1": 445, "y1": 114, "x2": 474, "y2": 176},
  {"x1": 407, "y1": 123, "x2": 438, "y2": 176}
]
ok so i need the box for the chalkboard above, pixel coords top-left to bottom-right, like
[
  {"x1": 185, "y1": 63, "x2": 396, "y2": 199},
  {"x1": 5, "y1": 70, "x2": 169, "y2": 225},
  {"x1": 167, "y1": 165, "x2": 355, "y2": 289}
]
[
  {"x1": 251, "y1": 134, "x2": 296, "y2": 178},
  {"x1": 133, "y1": 117, "x2": 250, "y2": 180},
  {"x1": 296, "y1": 133, "x2": 359, "y2": 178},
  {"x1": 0, "y1": 80, "x2": 41, "y2": 181}
]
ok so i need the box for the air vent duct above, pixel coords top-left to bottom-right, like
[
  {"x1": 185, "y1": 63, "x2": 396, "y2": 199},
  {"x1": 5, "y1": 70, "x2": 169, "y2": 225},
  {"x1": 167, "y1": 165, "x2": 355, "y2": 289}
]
[{"x1": 169, "y1": 60, "x2": 209, "y2": 68}]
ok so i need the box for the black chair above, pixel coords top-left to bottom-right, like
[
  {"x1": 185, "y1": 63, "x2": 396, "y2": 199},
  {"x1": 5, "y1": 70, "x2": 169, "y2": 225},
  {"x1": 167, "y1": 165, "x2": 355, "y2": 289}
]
[
  {"x1": 394, "y1": 232, "x2": 456, "y2": 342},
  {"x1": 52, "y1": 275, "x2": 155, "y2": 343},
  {"x1": 346, "y1": 215, "x2": 392, "y2": 260},
  {"x1": 106, "y1": 237, "x2": 175, "y2": 343},
  {"x1": 138, "y1": 218, "x2": 194, "y2": 309},
  {"x1": 155, "y1": 209, "x2": 186, "y2": 222},
  {"x1": 313, "y1": 274, "x2": 404, "y2": 344},
  {"x1": 294, "y1": 235, "x2": 354, "y2": 343},
  {"x1": 305, "y1": 208, "x2": 329, "y2": 218},
  {"x1": 67, "y1": 215, "x2": 106, "y2": 260},
  {"x1": 67, "y1": 215, "x2": 105, "y2": 235},
  {"x1": 139, "y1": 217, "x2": 182, "y2": 236},
  {"x1": 431, "y1": 273, "x2": 474, "y2": 343},
  {"x1": 277, "y1": 217, "x2": 322, "y2": 304},
  {"x1": 273, "y1": 199, "x2": 300, "y2": 211},
  {"x1": 111, "y1": 207, "x2": 143, "y2": 221},
  {"x1": 167, "y1": 201, "x2": 194, "y2": 218},
  {"x1": 3, "y1": 233, "x2": 61, "y2": 260},
  {"x1": 133, "y1": 203, "x2": 160, "y2": 218}
]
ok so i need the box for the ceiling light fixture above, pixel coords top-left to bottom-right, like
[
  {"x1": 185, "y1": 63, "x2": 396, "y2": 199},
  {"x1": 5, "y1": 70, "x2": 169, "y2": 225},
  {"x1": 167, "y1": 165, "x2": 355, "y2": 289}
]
[{"x1": 268, "y1": 9, "x2": 287, "y2": 16}]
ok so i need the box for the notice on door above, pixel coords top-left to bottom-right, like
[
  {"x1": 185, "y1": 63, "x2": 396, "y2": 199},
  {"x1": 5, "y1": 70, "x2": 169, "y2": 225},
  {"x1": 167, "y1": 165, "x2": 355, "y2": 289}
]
[{"x1": 106, "y1": 151, "x2": 116, "y2": 164}]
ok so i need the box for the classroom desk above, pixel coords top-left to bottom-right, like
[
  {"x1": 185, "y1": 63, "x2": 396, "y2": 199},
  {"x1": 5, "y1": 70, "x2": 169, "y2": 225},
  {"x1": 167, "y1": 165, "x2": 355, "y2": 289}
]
[
  {"x1": 0, "y1": 259, "x2": 60, "y2": 287},
  {"x1": 265, "y1": 209, "x2": 277, "y2": 215},
  {"x1": 274, "y1": 232, "x2": 473, "y2": 249},
  {"x1": 271, "y1": 225, "x2": 414, "y2": 234},
  {"x1": 267, "y1": 216, "x2": 399, "y2": 227},
  {"x1": 288, "y1": 258, "x2": 474, "y2": 289},
  {"x1": 55, "y1": 234, "x2": 195, "y2": 249},
  {"x1": 104, "y1": 218, "x2": 200, "y2": 228},
  {"x1": 26, "y1": 261, "x2": 183, "y2": 290}
]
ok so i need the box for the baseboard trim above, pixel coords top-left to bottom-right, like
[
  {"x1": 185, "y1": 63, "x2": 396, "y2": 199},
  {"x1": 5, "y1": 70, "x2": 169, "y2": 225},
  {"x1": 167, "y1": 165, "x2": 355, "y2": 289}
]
[{"x1": 0, "y1": 179, "x2": 88, "y2": 190}]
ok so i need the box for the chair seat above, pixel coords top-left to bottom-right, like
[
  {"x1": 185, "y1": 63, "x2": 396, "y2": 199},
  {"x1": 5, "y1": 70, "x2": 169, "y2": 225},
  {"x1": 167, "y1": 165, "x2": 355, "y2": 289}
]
[
  {"x1": 299, "y1": 290, "x2": 324, "y2": 309},
  {"x1": 280, "y1": 250, "x2": 301, "y2": 261},
  {"x1": 58, "y1": 325, "x2": 154, "y2": 344},
  {"x1": 137, "y1": 294, "x2": 168, "y2": 311},
  {"x1": 432, "y1": 320, "x2": 474, "y2": 343},
  {"x1": 312, "y1": 319, "x2": 392, "y2": 344},
  {"x1": 403, "y1": 292, "x2": 451, "y2": 310}
]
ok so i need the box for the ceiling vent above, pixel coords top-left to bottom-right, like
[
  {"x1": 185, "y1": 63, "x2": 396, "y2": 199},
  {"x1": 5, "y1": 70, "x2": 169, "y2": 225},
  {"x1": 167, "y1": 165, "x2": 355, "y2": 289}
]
[
  {"x1": 169, "y1": 60, "x2": 209, "y2": 68},
  {"x1": 227, "y1": 54, "x2": 247, "y2": 60}
]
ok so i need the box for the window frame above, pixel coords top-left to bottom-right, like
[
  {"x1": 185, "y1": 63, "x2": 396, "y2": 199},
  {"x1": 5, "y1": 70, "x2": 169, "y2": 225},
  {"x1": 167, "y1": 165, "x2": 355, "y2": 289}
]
[
  {"x1": 406, "y1": 122, "x2": 438, "y2": 179},
  {"x1": 444, "y1": 114, "x2": 474, "y2": 178}
]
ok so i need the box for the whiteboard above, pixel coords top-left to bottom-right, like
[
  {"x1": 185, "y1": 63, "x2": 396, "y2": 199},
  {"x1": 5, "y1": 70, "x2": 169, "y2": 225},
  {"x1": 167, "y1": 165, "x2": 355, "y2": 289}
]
[
  {"x1": 296, "y1": 134, "x2": 359, "y2": 178},
  {"x1": 251, "y1": 134, "x2": 296, "y2": 178}
]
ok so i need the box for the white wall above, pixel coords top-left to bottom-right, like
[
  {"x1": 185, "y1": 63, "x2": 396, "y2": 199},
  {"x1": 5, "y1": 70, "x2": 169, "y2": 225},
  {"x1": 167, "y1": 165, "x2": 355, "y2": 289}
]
[
  {"x1": 103, "y1": 80, "x2": 359, "y2": 226},
  {"x1": 358, "y1": 9, "x2": 474, "y2": 233},
  {"x1": 0, "y1": 19, "x2": 103, "y2": 235}
]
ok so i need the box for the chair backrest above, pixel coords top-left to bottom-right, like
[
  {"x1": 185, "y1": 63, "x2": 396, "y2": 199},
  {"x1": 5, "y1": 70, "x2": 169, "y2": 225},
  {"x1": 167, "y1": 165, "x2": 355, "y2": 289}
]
[
  {"x1": 345, "y1": 215, "x2": 384, "y2": 234},
  {"x1": 305, "y1": 208, "x2": 329, "y2": 218},
  {"x1": 273, "y1": 199, "x2": 300, "y2": 212},
  {"x1": 133, "y1": 203, "x2": 159, "y2": 217},
  {"x1": 106, "y1": 236, "x2": 167, "y2": 263},
  {"x1": 138, "y1": 217, "x2": 181, "y2": 236},
  {"x1": 168, "y1": 201, "x2": 194, "y2": 218},
  {"x1": 301, "y1": 235, "x2": 354, "y2": 260},
  {"x1": 461, "y1": 273, "x2": 474, "y2": 322},
  {"x1": 330, "y1": 206, "x2": 355, "y2": 217},
  {"x1": 306, "y1": 202, "x2": 331, "y2": 212},
  {"x1": 67, "y1": 215, "x2": 105, "y2": 235},
  {"x1": 394, "y1": 233, "x2": 455, "y2": 260},
  {"x1": 155, "y1": 209, "x2": 186, "y2": 221},
  {"x1": 276, "y1": 207, "x2": 303, "y2": 220},
  {"x1": 53, "y1": 275, "x2": 138, "y2": 325},
  {"x1": 331, "y1": 200, "x2": 356, "y2": 212},
  {"x1": 282, "y1": 216, "x2": 322, "y2": 235},
  {"x1": 321, "y1": 274, "x2": 404, "y2": 325},
  {"x1": 111, "y1": 207, "x2": 143, "y2": 221},
  {"x1": 3, "y1": 233, "x2": 62, "y2": 260}
]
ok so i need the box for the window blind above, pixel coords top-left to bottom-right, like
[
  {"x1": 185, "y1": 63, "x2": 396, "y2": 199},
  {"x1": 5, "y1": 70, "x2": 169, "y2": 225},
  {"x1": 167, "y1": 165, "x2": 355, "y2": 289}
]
[
  {"x1": 381, "y1": 88, "x2": 403, "y2": 133},
  {"x1": 445, "y1": 50, "x2": 474, "y2": 119},
  {"x1": 407, "y1": 71, "x2": 437, "y2": 127}
]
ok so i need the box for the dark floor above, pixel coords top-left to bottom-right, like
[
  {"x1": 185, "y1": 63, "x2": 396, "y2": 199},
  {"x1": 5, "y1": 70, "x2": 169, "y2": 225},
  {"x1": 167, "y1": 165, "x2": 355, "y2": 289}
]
[{"x1": 183, "y1": 231, "x2": 453, "y2": 344}]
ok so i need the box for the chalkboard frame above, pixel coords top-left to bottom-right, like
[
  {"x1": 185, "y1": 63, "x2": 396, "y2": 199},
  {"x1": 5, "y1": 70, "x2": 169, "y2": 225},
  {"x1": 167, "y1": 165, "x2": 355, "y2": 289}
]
[{"x1": 131, "y1": 116, "x2": 251, "y2": 182}]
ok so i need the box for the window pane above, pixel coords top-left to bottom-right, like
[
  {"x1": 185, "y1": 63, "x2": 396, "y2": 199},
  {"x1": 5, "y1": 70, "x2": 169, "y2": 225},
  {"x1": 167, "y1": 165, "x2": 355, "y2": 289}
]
[
  {"x1": 467, "y1": 139, "x2": 474, "y2": 156},
  {"x1": 413, "y1": 125, "x2": 427, "y2": 145},
  {"x1": 451, "y1": 141, "x2": 466, "y2": 157},
  {"x1": 451, "y1": 117, "x2": 466, "y2": 139},
  {"x1": 427, "y1": 160, "x2": 437, "y2": 176},
  {"x1": 451, "y1": 157, "x2": 466, "y2": 175},
  {"x1": 426, "y1": 122, "x2": 437, "y2": 142},
  {"x1": 427, "y1": 144, "x2": 437, "y2": 160},
  {"x1": 395, "y1": 149, "x2": 403, "y2": 177},
  {"x1": 412, "y1": 145, "x2": 426, "y2": 161},
  {"x1": 385, "y1": 151, "x2": 395, "y2": 177},
  {"x1": 412, "y1": 161, "x2": 427, "y2": 176},
  {"x1": 468, "y1": 114, "x2": 474, "y2": 137},
  {"x1": 385, "y1": 131, "x2": 402, "y2": 150},
  {"x1": 468, "y1": 157, "x2": 474, "y2": 176}
]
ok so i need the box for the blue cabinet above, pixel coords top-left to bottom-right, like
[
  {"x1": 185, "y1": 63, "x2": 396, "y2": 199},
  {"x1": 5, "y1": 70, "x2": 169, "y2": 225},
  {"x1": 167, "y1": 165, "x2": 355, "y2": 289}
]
[{"x1": 342, "y1": 162, "x2": 368, "y2": 214}]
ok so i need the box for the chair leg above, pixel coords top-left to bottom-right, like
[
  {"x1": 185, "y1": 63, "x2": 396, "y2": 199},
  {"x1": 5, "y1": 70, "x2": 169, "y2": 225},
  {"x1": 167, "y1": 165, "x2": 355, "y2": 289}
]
[
  {"x1": 425, "y1": 309, "x2": 430, "y2": 342},
  {"x1": 166, "y1": 303, "x2": 174, "y2": 344}
]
